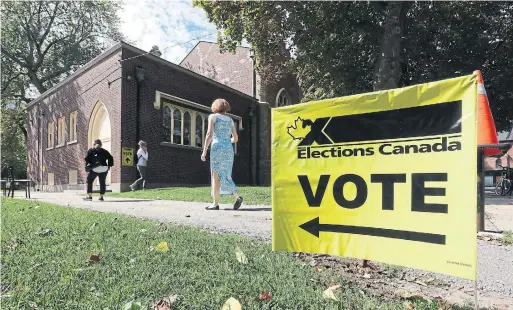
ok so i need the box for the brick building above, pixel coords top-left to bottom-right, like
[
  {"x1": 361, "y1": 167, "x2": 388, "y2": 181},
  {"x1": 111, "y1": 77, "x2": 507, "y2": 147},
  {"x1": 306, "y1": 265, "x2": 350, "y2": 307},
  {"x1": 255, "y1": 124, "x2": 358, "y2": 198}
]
[{"x1": 26, "y1": 41, "x2": 278, "y2": 192}]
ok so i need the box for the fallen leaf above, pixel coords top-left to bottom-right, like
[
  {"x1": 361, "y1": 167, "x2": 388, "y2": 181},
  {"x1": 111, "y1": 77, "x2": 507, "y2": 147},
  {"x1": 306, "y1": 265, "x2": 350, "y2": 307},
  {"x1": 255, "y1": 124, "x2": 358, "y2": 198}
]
[
  {"x1": 140, "y1": 229, "x2": 147, "y2": 233},
  {"x1": 256, "y1": 292, "x2": 272, "y2": 300},
  {"x1": 153, "y1": 299, "x2": 171, "y2": 310},
  {"x1": 89, "y1": 222, "x2": 98, "y2": 230},
  {"x1": 309, "y1": 259, "x2": 317, "y2": 267},
  {"x1": 7, "y1": 238, "x2": 23, "y2": 251},
  {"x1": 457, "y1": 285, "x2": 464, "y2": 290},
  {"x1": 363, "y1": 273, "x2": 371, "y2": 279},
  {"x1": 313, "y1": 266, "x2": 322, "y2": 272},
  {"x1": 88, "y1": 253, "x2": 101, "y2": 265},
  {"x1": 155, "y1": 241, "x2": 169, "y2": 253},
  {"x1": 35, "y1": 228, "x2": 53, "y2": 236},
  {"x1": 123, "y1": 301, "x2": 143, "y2": 310},
  {"x1": 322, "y1": 284, "x2": 341, "y2": 301},
  {"x1": 34, "y1": 205, "x2": 40, "y2": 209},
  {"x1": 221, "y1": 297, "x2": 242, "y2": 310},
  {"x1": 403, "y1": 301, "x2": 414, "y2": 310},
  {"x1": 424, "y1": 277, "x2": 435, "y2": 284},
  {"x1": 235, "y1": 247, "x2": 248, "y2": 264},
  {"x1": 415, "y1": 280, "x2": 427, "y2": 286},
  {"x1": 166, "y1": 295, "x2": 178, "y2": 304},
  {"x1": 434, "y1": 297, "x2": 452, "y2": 310}
]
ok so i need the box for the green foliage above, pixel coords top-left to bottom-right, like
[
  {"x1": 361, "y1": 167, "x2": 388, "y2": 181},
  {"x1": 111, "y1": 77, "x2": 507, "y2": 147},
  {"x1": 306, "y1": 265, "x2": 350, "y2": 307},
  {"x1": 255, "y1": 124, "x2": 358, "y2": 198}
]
[
  {"x1": 109, "y1": 186, "x2": 271, "y2": 205},
  {"x1": 1, "y1": 109, "x2": 27, "y2": 178},
  {"x1": 0, "y1": 0, "x2": 124, "y2": 171},
  {"x1": 195, "y1": 1, "x2": 513, "y2": 131}
]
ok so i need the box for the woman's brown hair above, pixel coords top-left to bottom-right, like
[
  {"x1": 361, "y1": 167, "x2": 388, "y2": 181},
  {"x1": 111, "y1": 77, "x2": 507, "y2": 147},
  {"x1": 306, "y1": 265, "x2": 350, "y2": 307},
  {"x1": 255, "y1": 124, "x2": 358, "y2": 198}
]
[{"x1": 211, "y1": 99, "x2": 231, "y2": 114}]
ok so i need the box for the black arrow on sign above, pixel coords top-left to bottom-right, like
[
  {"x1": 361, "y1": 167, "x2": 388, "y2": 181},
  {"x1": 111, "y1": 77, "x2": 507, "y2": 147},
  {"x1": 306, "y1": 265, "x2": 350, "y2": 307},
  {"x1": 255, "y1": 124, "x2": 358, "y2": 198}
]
[
  {"x1": 299, "y1": 217, "x2": 446, "y2": 245},
  {"x1": 125, "y1": 158, "x2": 130, "y2": 163}
]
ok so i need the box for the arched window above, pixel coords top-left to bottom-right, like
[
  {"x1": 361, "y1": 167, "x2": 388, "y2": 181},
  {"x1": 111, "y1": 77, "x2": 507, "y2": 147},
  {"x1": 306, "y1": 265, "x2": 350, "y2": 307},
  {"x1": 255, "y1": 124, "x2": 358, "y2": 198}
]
[
  {"x1": 163, "y1": 106, "x2": 171, "y2": 142},
  {"x1": 173, "y1": 109, "x2": 182, "y2": 144},
  {"x1": 276, "y1": 88, "x2": 290, "y2": 107},
  {"x1": 196, "y1": 114, "x2": 204, "y2": 147},
  {"x1": 183, "y1": 111, "x2": 191, "y2": 145}
]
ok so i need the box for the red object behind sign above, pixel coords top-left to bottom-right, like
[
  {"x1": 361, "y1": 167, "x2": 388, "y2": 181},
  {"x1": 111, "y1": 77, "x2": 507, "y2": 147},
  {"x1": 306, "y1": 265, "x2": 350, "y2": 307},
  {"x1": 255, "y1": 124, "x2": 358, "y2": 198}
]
[{"x1": 474, "y1": 70, "x2": 501, "y2": 156}]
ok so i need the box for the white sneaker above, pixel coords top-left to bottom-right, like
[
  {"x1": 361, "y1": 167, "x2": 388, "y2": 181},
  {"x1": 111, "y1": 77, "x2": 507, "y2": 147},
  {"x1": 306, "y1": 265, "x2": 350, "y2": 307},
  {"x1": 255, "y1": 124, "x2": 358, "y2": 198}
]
[{"x1": 129, "y1": 185, "x2": 135, "y2": 192}]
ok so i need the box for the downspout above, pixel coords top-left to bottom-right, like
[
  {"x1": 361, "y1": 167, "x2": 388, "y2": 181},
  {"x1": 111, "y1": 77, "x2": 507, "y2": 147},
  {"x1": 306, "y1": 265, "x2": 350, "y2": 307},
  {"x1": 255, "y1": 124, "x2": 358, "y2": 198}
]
[
  {"x1": 255, "y1": 102, "x2": 260, "y2": 186},
  {"x1": 134, "y1": 66, "x2": 145, "y2": 182},
  {"x1": 135, "y1": 66, "x2": 145, "y2": 144},
  {"x1": 39, "y1": 106, "x2": 45, "y2": 191},
  {"x1": 249, "y1": 49, "x2": 259, "y2": 185}
]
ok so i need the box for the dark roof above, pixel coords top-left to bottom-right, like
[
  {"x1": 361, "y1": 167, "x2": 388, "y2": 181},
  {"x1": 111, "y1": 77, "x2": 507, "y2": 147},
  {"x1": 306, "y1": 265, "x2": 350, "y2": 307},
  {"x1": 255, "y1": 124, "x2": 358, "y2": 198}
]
[{"x1": 28, "y1": 41, "x2": 256, "y2": 108}]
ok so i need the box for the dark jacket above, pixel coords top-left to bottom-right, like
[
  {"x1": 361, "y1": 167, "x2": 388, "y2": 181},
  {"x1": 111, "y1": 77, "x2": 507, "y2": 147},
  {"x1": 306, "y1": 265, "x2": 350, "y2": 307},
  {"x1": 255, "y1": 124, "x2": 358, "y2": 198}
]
[{"x1": 85, "y1": 148, "x2": 114, "y2": 167}]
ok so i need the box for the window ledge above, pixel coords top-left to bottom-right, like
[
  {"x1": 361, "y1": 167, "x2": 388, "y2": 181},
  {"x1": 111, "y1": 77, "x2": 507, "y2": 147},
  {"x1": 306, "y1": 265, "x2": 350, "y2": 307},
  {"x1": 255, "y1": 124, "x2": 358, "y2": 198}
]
[
  {"x1": 160, "y1": 142, "x2": 239, "y2": 155},
  {"x1": 55, "y1": 144, "x2": 65, "y2": 149},
  {"x1": 67, "y1": 140, "x2": 78, "y2": 145},
  {"x1": 160, "y1": 142, "x2": 202, "y2": 151},
  {"x1": 46, "y1": 147, "x2": 54, "y2": 151}
]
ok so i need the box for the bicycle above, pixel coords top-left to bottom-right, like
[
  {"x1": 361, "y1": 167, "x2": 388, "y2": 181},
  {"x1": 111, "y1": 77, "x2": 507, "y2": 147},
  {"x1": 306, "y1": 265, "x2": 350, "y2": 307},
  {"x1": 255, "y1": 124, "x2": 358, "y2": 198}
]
[{"x1": 495, "y1": 166, "x2": 512, "y2": 196}]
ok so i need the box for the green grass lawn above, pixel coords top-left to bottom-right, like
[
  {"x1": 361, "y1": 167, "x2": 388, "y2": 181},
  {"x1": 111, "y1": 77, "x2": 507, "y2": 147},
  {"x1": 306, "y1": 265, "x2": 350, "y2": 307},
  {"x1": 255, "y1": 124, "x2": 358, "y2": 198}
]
[
  {"x1": 109, "y1": 186, "x2": 272, "y2": 205},
  {"x1": 1, "y1": 198, "x2": 467, "y2": 309},
  {"x1": 500, "y1": 231, "x2": 513, "y2": 245}
]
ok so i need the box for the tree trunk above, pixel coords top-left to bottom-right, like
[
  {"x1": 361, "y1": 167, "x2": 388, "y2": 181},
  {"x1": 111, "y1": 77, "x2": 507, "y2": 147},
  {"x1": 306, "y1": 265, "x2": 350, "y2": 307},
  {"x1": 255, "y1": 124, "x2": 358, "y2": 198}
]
[
  {"x1": 373, "y1": 2, "x2": 410, "y2": 91},
  {"x1": 364, "y1": 2, "x2": 412, "y2": 269},
  {"x1": 27, "y1": 70, "x2": 47, "y2": 94}
]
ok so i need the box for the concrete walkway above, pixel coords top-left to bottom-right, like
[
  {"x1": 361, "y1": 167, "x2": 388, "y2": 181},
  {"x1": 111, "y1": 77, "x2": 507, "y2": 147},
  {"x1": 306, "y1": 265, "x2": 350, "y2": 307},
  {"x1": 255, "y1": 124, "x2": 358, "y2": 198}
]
[
  {"x1": 21, "y1": 192, "x2": 513, "y2": 235},
  {"x1": 24, "y1": 192, "x2": 274, "y2": 240}
]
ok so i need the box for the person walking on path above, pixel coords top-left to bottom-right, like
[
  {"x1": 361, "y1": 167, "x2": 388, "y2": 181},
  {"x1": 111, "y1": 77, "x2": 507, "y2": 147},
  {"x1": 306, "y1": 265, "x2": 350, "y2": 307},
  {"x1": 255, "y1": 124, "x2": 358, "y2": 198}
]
[
  {"x1": 84, "y1": 139, "x2": 114, "y2": 201},
  {"x1": 130, "y1": 140, "x2": 149, "y2": 191},
  {"x1": 201, "y1": 99, "x2": 243, "y2": 210}
]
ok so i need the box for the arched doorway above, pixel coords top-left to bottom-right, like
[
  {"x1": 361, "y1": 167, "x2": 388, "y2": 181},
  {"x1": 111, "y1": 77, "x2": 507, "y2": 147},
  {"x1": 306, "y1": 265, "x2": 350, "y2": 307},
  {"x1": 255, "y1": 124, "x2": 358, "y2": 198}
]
[{"x1": 88, "y1": 102, "x2": 112, "y2": 185}]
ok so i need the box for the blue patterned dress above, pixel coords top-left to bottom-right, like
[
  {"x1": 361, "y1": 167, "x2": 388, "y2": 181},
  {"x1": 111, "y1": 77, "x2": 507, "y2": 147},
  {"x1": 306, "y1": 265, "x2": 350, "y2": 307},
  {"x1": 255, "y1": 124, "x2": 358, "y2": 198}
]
[{"x1": 209, "y1": 114, "x2": 238, "y2": 196}]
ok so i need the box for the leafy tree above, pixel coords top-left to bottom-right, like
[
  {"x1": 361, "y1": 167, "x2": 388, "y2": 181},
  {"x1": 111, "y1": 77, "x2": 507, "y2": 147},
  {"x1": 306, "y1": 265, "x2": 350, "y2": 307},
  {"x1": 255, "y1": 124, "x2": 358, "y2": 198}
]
[
  {"x1": 150, "y1": 45, "x2": 163, "y2": 57},
  {"x1": 1, "y1": 0, "x2": 123, "y2": 138},
  {"x1": 1, "y1": 109, "x2": 27, "y2": 179},
  {"x1": 194, "y1": 1, "x2": 513, "y2": 131}
]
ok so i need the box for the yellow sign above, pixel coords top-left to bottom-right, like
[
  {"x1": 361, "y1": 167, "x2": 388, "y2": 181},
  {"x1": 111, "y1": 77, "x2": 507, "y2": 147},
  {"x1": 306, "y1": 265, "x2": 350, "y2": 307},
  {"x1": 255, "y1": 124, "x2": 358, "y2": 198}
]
[
  {"x1": 272, "y1": 75, "x2": 478, "y2": 280},
  {"x1": 122, "y1": 147, "x2": 134, "y2": 166}
]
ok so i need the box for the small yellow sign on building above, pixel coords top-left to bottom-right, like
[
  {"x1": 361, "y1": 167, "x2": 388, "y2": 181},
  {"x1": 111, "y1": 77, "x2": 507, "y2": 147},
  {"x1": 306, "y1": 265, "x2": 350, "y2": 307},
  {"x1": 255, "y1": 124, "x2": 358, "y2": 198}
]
[{"x1": 122, "y1": 147, "x2": 134, "y2": 166}]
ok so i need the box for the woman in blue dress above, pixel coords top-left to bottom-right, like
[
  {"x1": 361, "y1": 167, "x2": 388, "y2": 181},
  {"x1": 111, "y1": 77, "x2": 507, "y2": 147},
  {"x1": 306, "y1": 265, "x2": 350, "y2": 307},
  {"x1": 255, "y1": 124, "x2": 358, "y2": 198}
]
[{"x1": 201, "y1": 98, "x2": 244, "y2": 210}]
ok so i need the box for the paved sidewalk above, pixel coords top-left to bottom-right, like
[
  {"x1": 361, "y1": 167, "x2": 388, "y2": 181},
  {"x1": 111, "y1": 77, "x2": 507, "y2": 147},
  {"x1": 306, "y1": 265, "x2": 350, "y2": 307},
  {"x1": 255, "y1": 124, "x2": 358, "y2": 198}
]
[
  {"x1": 23, "y1": 192, "x2": 513, "y2": 236},
  {"x1": 484, "y1": 195, "x2": 513, "y2": 232},
  {"x1": 25, "y1": 191, "x2": 273, "y2": 240}
]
